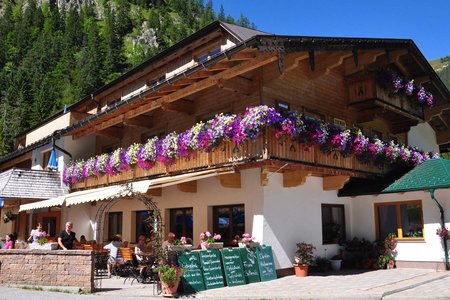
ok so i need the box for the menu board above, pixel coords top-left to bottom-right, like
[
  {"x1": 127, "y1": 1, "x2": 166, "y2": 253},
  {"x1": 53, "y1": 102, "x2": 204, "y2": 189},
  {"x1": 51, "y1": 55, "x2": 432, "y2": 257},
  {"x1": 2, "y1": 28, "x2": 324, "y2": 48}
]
[
  {"x1": 256, "y1": 246, "x2": 277, "y2": 282},
  {"x1": 239, "y1": 247, "x2": 261, "y2": 283},
  {"x1": 220, "y1": 248, "x2": 246, "y2": 287},
  {"x1": 199, "y1": 249, "x2": 225, "y2": 289},
  {"x1": 178, "y1": 251, "x2": 205, "y2": 292}
]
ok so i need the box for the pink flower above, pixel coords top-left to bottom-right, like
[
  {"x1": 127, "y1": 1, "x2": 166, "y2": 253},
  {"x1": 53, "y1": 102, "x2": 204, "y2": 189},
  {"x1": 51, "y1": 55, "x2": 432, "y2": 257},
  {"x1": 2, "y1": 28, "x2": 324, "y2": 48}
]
[
  {"x1": 205, "y1": 231, "x2": 211, "y2": 238},
  {"x1": 199, "y1": 233, "x2": 205, "y2": 240},
  {"x1": 214, "y1": 234, "x2": 221, "y2": 241}
]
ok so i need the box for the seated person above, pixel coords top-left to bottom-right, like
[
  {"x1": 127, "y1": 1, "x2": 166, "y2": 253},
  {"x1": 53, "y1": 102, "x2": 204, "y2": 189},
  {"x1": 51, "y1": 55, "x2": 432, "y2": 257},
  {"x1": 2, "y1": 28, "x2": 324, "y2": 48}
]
[
  {"x1": 2, "y1": 234, "x2": 15, "y2": 249},
  {"x1": 135, "y1": 235, "x2": 154, "y2": 262},
  {"x1": 103, "y1": 235, "x2": 123, "y2": 277},
  {"x1": 79, "y1": 235, "x2": 88, "y2": 244}
]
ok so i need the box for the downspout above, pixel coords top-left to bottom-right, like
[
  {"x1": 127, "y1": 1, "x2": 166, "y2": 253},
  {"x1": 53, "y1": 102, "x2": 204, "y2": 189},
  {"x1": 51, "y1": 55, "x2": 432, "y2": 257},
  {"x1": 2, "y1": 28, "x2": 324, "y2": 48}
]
[
  {"x1": 51, "y1": 135, "x2": 72, "y2": 161},
  {"x1": 430, "y1": 188, "x2": 449, "y2": 270}
]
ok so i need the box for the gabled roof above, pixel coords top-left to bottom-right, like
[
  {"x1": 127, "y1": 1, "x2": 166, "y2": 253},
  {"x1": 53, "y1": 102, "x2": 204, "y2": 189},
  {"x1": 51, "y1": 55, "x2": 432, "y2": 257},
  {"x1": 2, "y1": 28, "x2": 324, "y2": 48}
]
[
  {"x1": 2, "y1": 22, "x2": 450, "y2": 166},
  {"x1": 0, "y1": 168, "x2": 65, "y2": 199}
]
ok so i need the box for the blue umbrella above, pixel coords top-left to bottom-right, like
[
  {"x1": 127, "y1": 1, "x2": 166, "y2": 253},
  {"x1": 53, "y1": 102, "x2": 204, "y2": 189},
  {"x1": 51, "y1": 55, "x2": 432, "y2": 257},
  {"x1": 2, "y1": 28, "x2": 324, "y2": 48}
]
[{"x1": 47, "y1": 149, "x2": 58, "y2": 171}]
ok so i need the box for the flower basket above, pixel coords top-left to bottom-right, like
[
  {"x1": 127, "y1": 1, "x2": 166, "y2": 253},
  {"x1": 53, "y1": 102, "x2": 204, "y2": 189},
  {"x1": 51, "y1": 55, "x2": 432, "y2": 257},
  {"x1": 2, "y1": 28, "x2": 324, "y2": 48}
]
[{"x1": 161, "y1": 278, "x2": 180, "y2": 297}]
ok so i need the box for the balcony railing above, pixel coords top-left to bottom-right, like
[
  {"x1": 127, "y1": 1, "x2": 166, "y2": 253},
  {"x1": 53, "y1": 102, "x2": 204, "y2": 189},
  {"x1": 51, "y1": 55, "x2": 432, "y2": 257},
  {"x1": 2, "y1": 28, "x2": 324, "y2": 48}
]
[
  {"x1": 71, "y1": 133, "x2": 383, "y2": 190},
  {"x1": 347, "y1": 74, "x2": 424, "y2": 120}
]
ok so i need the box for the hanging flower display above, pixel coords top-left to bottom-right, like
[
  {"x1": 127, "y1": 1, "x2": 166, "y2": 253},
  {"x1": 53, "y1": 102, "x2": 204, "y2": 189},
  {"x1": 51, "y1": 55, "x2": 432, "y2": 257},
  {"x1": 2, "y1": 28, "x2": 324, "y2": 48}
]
[
  {"x1": 63, "y1": 105, "x2": 439, "y2": 185},
  {"x1": 378, "y1": 70, "x2": 433, "y2": 107}
]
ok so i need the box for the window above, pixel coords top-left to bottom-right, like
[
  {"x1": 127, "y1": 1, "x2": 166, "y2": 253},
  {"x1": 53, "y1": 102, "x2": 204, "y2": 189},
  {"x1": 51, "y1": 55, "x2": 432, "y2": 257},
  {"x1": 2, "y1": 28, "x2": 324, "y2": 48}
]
[
  {"x1": 374, "y1": 200, "x2": 424, "y2": 240},
  {"x1": 321, "y1": 204, "x2": 346, "y2": 244},
  {"x1": 108, "y1": 212, "x2": 122, "y2": 241},
  {"x1": 42, "y1": 151, "x2": 51, "y2": 170},
  {"x1": 275, "y1": 101, "x2": 290, "y2": 112},
  {"x1": 135, "y1": 210, "x2": 154, "y2": 242},
  {"x1": 170, "y1": 208, "x2": 193, "y2": 239},
  {"x1": 198, "y1": 48, "x2": 221, "y2": 63},
  {"x1": 213, "y1": 204, "x2": 245, "y2": 246}
]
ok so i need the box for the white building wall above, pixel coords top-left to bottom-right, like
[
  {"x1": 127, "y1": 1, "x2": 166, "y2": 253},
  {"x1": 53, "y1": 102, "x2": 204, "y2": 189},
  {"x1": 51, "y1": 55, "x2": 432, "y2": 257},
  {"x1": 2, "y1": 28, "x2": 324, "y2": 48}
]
[
  {"x1": 408, "y1": 123, "x2": 439, "y2": 153},
  {"x1": 344, "y1": 188, "x2": 450, "y2": 263},
  {"x1": 263, "y1": 174, "x2": 350, "y2": 269}
]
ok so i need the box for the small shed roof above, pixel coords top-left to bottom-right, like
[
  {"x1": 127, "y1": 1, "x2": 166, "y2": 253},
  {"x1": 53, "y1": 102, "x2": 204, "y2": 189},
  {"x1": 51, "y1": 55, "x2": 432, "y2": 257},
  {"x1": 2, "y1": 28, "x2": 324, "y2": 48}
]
[
  {"x1": 0, "y1": 168, "x2": 65, "y2": 199},
  {"x1": 383, "y1": 158, "x2": 450, "y2": 193}
]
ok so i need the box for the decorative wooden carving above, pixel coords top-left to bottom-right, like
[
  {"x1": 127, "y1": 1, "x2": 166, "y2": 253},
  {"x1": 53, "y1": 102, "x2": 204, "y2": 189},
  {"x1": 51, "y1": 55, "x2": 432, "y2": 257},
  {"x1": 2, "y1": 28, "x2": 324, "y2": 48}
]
[
  {"x1": 283, "y1": 170, "x2": 311, "y2": 188},
  {"x1": 217, "y1": 173, "x2": 241, "y2": 188},
  {"x1": 323, "y1": 175, "x2": 350, "y2": 191},
  {"x1": 177, "y1": 181, "x2": 197, "y2": 193}
]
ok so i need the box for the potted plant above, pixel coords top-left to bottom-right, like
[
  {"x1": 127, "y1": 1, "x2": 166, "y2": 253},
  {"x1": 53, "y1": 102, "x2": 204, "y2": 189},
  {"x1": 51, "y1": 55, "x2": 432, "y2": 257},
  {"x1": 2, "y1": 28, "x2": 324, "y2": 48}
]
[
  {"x1": 199, "y1": 231, "x2": 223, "y2": 249},
  {"x1": 330, "y1": 253, "x2": 342, "y2": 271},
  {"x1": 314, "y1": 256, "x2": 331, "y2": 272},
  {"x1": 294, "y1": 242, "x2": 315, "y2": 277},
  {"x1": 238, "y1": 233, "x2": 260, "y2": 248},
  {"x1": 2, "y1": 210, "x2": 16, "y2": 223},
  {"x1": 156, "y1": 264, "x2": 184, "y2": 297},
  {"x1": 170, "y1": 236, "x2": 192, "y2": 252}
]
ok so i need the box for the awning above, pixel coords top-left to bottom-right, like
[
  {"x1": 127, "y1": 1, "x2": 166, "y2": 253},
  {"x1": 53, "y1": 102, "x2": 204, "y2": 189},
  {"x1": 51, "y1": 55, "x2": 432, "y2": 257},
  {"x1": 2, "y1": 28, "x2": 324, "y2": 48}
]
[
  {"x1": 19, "y1": 195, "x2": 65, "y2": 212},
  {"x1": 19, "y1": 167, "x2": 234, "y2": 211}
]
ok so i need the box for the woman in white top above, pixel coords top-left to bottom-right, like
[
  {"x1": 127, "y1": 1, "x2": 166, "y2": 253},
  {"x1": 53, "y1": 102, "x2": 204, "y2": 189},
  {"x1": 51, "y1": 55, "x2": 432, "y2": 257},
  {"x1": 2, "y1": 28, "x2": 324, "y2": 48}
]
[{"x1": 28, "y1": 223, "x2": 44, "y2": 244}]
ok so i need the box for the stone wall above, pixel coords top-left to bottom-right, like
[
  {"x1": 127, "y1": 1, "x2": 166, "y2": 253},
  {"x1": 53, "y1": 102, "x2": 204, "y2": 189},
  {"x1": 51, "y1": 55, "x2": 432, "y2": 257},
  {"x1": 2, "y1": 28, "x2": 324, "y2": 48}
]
[{"x1": 0, "y1": 249, "x2": 94, "y2": 292}]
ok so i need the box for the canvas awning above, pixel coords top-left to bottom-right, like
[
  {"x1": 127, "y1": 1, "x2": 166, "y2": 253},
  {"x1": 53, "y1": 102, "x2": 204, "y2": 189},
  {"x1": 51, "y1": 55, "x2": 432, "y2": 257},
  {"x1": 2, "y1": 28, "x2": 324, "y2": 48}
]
[
  {"x1": 19, "y1": 168, "x2": 234, "y2": 211},
  {"x1": 19, "y1": 195, "x2": 65, "y2": 211}
]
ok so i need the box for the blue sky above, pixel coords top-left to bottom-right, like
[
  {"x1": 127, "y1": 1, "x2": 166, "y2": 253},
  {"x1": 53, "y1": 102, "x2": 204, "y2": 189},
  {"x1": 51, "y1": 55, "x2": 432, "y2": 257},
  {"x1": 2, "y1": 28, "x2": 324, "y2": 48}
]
[{"x1": 213, "y1": 1, "x2": 450, "y2": 61}]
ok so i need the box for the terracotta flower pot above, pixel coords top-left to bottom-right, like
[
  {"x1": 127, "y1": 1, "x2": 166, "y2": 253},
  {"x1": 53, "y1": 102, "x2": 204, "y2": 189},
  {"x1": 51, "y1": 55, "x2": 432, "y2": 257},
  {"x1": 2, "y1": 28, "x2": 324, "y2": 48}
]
[
  {"x1": 294, "y1": 264, "x2": 309, "y2": 277},
  {"x1": 161, "y1": 279, "x2": 180, "y2": 297}
]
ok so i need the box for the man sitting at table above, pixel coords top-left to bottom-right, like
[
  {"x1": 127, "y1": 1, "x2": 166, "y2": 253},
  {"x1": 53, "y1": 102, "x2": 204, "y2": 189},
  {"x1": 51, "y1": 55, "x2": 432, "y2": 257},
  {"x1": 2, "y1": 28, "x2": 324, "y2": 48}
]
[{"x1": 103, "y1": 235, "x2": 123, "y2": 278}]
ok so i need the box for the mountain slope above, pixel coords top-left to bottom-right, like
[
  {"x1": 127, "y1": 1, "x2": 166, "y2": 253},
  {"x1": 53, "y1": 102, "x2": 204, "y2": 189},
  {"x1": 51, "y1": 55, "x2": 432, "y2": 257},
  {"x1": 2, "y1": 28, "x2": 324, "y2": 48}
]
[
  {"x1": 431, "y1": 55, "x2": 450, "y2": 90},
  {"x1": 0, "y1": 0, "x2": 253, "y2": 155}
]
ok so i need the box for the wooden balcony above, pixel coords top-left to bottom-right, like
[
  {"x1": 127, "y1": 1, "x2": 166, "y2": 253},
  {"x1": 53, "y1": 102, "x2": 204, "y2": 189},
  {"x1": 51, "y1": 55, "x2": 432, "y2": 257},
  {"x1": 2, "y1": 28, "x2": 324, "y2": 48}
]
[
  {"x1": 347, "y1": 74, "x2": 424, "y2": 133},
  {"x1": 71, "y1": 133, "x2": 384, "y2": 190}
]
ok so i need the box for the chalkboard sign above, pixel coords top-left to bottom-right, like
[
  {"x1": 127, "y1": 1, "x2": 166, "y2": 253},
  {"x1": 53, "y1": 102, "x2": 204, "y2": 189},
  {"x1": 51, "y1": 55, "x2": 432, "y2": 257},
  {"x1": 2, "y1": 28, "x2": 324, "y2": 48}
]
[
  {"x1": 221, "y1": 248, "x2": 246, "y2": 287},
  {"x1": 239, "y1": 247, "x2": 261, "y2": 283},
  {"x1": 256, "y1": 246, "x2": 277, "y2": 282},
  {"x1": 199, "y1": 249, "x2": 225, "y2": 289},
  {"x1": 178, "y1": 251, "x2": 205, "y2": 292}
]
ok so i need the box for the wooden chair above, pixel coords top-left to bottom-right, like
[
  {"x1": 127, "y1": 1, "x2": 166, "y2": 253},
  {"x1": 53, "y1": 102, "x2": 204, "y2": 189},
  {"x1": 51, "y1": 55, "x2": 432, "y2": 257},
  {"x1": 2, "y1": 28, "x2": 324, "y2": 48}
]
[
  {"x1": 83, "y1": 244, "x2": 94, "y2": 251},
  {"x1": 119, "y1": 248, "x2": 147, "y2": 284}
]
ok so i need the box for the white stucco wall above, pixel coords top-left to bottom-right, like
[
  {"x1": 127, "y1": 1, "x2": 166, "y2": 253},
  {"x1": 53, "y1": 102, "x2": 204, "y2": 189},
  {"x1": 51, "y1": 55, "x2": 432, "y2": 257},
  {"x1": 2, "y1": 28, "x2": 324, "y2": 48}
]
[
  {"x1": 263, "y1": 174, "x2": 351, "y2": 268},
  {"x1": 344, "y1": 188, "x2": 450, "y2": 263},
  {"x1": 408, "y1": 122, "x2": 439, "y2": 153},
  {"x1": 61, "y1": 167, "x2": 450, "y2": 269}
]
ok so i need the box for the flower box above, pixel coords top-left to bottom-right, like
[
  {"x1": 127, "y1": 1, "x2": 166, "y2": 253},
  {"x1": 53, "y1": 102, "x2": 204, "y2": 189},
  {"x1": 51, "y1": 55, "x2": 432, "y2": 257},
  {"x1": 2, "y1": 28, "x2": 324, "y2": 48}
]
[
  {"x1": 29, "y1": 242, "x2": 59, "y2": 250},
  {"x1": 207, "y1": 242, "x2": 223, "y2": 250},
  {"x1": 169, "y1": 244, "x2": 193, "y2": 252},
  {"x1": 238, "y1": 242, "x2": 260, "y2": 249}
]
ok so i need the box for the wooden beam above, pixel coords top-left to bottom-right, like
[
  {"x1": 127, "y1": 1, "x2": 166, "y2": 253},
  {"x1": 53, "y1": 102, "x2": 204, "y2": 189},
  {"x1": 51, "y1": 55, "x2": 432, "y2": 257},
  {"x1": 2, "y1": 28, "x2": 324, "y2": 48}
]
[
  {"x1": 425, "y1": 104, "x2": 450, "y2": 122},
  {"x1": 171, "y1": 78, "x2": 199, "y2": 86},
  {"x1": 177, "y1": 181, "x2": 197, "y2": 193},
  {"x1": 437, "y1": 130, "x2": 450, "y2": 145},
  {"x1": 161, "y1": 100, "x2": 194, "y2": 115},
  {"x1": 308, "y1": 52, "x2": 353, "y2": 80},
  {"x1": 188, "y1": 70, "x2": 214, "y2": 79},
  {"x1": 260, "y1": 167, "x2": 270, "y2": 186},
  {"x1": 125, "y1": 53, "x2": 277, "y2": 120},
  {"x1": 283, "y1": 170, "x2": 311, "y2": 188},
  {"x1": 95, "y1": 127, "x2": 123, "y2": 139},
  {"x1": 217, "y1": 173, "x2": 241, "y2": 188},
  {"x1": 123, "y1": 115, "x2": 153, "y2": 128},
  {"x1": 0, "y1": 151, "x2": 32, "y2": 171},
  {"x1": 344, "y1": 50, "x2": 385, "y2": 75},
  {"x1": 228, "y1": 51, "x2": 257, "y2": 61},
  {"x1": 323, "y1": 175, "x2": 350, "y2": 191},
  {"x1": 206, "y1": 61, "x2": 235, "y2": 71},
  {"x1": 96, "y1": 115, "x2": 124, "y2": 131},
  {"x1": 146, "y1": 187, "x2": 162, "y2": 197},
  {"x1": 218, "y1": 76, "x2": 254, "y2": 95}
]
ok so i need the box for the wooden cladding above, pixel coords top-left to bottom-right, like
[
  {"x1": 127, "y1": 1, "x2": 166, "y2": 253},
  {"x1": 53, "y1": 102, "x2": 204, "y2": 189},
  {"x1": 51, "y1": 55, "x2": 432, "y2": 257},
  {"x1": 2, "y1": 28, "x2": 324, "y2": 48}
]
[
  {"x1": 71, "y1": 132, "x2": 384, "y2": 191},
  {"x1": 347, "y1": 74, "x2": 424, "y2": 120}
]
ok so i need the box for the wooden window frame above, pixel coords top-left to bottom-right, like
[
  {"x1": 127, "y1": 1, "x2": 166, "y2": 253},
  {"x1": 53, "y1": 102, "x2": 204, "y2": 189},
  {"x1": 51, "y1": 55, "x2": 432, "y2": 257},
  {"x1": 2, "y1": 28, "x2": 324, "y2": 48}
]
[
  {"x1": 321, "y1": 204, "x2": 346, "y2": 245},
  {"x1": 374, "y1": 200, "x2": 424, "y2": 241},
  {"x1": 212, "y1": 204, "x2": 245, "y2": 246}
]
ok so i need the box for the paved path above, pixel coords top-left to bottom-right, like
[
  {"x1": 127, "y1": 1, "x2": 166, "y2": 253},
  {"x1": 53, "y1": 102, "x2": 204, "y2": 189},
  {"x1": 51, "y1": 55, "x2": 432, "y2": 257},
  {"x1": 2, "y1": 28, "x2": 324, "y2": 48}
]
[{"x1": 0, "y1": 269, "x2": 449, "y2": 300}]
